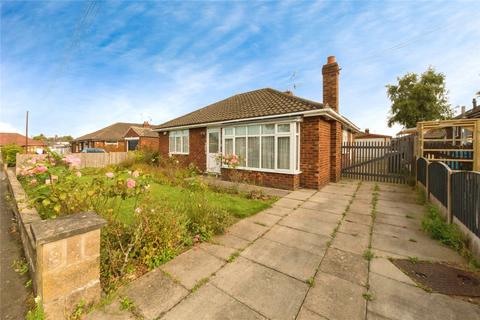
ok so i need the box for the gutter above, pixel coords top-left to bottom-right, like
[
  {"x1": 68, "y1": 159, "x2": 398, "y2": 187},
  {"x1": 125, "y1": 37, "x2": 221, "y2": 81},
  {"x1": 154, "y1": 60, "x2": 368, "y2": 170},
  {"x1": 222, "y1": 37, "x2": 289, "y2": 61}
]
[{"x1": 153, "y1": 108, "x2": 361, "y2": 133}]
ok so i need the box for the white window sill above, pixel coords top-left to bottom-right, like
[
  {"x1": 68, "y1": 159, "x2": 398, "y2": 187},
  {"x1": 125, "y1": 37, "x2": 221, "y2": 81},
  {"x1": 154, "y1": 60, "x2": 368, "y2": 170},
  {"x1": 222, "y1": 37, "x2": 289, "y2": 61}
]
[
  {"x1": 169, "y1": 152, "x2": 189, "y2": 155},
  {"x1": 222, "y1": 166, "x2": 301, "y2": 175}
]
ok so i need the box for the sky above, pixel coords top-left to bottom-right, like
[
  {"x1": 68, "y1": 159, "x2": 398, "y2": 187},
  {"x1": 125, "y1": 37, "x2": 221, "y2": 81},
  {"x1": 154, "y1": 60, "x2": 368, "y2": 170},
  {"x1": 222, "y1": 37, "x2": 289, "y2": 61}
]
[{"x1": 1, "y1": 0, "x2": 479, "y2": 138}]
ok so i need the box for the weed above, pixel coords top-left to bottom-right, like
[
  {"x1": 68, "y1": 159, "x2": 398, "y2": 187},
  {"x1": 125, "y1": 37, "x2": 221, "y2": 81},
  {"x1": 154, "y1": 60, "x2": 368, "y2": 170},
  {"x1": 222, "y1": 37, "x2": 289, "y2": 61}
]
[
  {"x1": 26, "y1": 297, "x2": 44, "y2": 320},
  {"x1": 25, "y1": 279, "x2": 32, "y2": 288},
  {"x1": 227, "y1": 251, "x2": 240, "y2": 263},
  {"x1": 408, "y1": 256, "x2": 419, "y2": 264},
  {"x1": 405, "y1": 214, "x2": 414, "y2": 219},
  {"x1": 253, "y1": 221, "x2": 267, "y2": 227},
  {"x1": 12, "y1": 258, "x2": 29, "y2": 275},
  {"x1": 416, "y1": 188, "x2": 426, "y2": 205},
  {"x1": 69, "y1": 300, "x2": 86, "y2": 320},
  {"x1": 119, "y1": 296, "x2": 135, "y2": 312},
  {"x1": 306, "y1": 277, "x2": 315, "y2": 287},
  {"x1": 191, "y1": 277, "x2": 209, "y2": 292},
  {"x1": 373, "y1": 184, "x2": 380, "y2": 192},
  {"x1": 408, "y1": 238, "x2": 417, "y2": 243},
  {"x1": 362, "y1": 292, "x2": 374, "y2": 301},
  {"x1": 363, "y1": 249, "x2": 375, "y2": 261}
]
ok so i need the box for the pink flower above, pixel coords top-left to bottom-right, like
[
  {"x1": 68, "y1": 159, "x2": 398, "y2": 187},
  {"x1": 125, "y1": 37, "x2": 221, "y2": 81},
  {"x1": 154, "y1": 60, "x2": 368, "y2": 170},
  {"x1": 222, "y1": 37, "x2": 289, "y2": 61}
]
[
  {"x1": 126, "y1": 178, "x2": 136, "y2": 189},
  {"x1": 132, "y1": 170, "x2": 140, "y2": 178},
  {"x1": 105, "y1": 172, "x2": 114, "y2": 178},
  {"x1": 75, "y1": 171, "x2": 82, "y2": 177},
  {"x1": 134, "y1": 207, "x2": 142, "y2": 214},
  {"x1": 28, "y1": 158, "x2": 37, "y2": 164},
  {"x1": 35, "y1": 165, "x2": 48, "y2": 173}
]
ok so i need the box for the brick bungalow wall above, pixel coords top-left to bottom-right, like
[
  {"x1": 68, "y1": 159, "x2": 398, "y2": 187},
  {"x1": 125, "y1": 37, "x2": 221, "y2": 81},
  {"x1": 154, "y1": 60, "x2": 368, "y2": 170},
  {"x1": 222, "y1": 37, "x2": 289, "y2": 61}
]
[
  {"x1": 94, "y1": 141, "x2": 126, "y2": 153},
  {"x1": 124, "y1": 128, "x2": 160, "y2": 151},
  {"x1": 158, "y1": 127, "x2": 207, "y2": 171},
  {"x1": 221, "y1": 168, "x2": 300, "y2": 190}
]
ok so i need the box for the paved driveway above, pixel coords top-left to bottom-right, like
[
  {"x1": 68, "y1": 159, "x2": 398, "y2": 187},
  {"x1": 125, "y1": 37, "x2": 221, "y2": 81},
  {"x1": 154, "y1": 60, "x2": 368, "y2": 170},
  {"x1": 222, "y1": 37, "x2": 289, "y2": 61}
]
[{"x1": 89, "y1": 181, "x2": 480, "y2": 320}]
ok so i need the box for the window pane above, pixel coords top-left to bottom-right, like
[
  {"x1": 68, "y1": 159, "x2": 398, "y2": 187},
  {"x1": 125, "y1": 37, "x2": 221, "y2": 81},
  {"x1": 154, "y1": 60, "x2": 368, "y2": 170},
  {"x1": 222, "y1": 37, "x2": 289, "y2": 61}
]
[
  {"x1": 296, "y1": 135, "x2": 300, "y2": 171},
  {"x1": 296, "y1": 122, "x2": 300, "y2": 133},
  {"x1": 277, "y1": 124, "x2": 290, "y2": 133},
  {"x1": 169, "y1": 136, "x2": 174, "y2": 152},
  {"x1": 128, "y1": 140, "x2": 139, "y2": 151},
  {"x1": 247, "y1": 137, "x2": 260, "y2": 168},
  {"x1": 261, "y1": 136, "x2": 274, "y2": 169},
  {"x1": 225, "y1": 138, "x2": 233, "y2": 155},
  {"x1": 235, "y1": 137, "x2": 246, "y2": 166},
  {"x1": 208, "y1": 132, "x2": 219, "y2": 153},
  {"x1": 277, "y1": 136, "x2": 290, "y2": 169},
  {"x1": 175, "y1": 136, "x2": 182, "y2": 152},
  {"x1": 262, "y1": 124, "x2": 275, "y2": 134},
  {"x1": 248, "y1": 125, "x2": 261, "y2": 135},
  {"x1": 224, "y1": 127, "x2": 233, "y2": 136},
  {"x1": 183, "y1": 135, "x2": 189, "y2": 153},
  {"x1": 235, "y1": 126, "x2": 246, "y2": 135}
]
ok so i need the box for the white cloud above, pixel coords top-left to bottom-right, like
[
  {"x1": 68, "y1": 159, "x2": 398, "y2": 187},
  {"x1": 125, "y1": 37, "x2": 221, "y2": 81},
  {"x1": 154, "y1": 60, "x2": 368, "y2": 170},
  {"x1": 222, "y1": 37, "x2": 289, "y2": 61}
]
[{"x1": 0, "y1": 121, "x2": 22, "y2": 134}]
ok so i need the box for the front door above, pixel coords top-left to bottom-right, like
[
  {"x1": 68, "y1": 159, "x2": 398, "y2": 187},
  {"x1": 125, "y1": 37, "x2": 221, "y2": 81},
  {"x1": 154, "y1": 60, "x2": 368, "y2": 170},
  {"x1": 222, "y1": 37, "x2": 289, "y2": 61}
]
[{"x1": 207, "y1": 128, "x2": 221, "y2": 173}]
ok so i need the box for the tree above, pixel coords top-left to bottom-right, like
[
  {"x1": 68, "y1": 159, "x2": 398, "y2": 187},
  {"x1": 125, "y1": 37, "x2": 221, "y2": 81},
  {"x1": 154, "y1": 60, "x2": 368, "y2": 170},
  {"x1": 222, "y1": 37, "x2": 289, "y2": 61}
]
[
  {"x1": 33, "y1": 134, "x2": 46, "y2": 141},
  {"x1": 386, "y1": 67, "x2": 453, "y2": 128}
]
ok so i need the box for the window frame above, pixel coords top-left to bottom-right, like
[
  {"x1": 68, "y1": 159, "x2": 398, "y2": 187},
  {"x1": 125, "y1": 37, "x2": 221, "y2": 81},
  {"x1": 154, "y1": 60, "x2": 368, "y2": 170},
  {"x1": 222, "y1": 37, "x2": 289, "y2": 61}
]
[
  {"x1": 169, "y1": 130, "x2": 190, "y2": 154},
  {"x1": 222, "y1": 120, "x2": 301, "y2": 174}
]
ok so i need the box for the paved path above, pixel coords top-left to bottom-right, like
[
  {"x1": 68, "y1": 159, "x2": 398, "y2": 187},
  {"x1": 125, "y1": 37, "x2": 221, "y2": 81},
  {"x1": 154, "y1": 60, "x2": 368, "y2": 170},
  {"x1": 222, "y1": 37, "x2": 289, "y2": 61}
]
[
  {"x1": 0, "y1": 169, "x2": 31, "y2": 319},
  {"x1": 88, "y1": 181, "x2": 480, "y2": 320}
]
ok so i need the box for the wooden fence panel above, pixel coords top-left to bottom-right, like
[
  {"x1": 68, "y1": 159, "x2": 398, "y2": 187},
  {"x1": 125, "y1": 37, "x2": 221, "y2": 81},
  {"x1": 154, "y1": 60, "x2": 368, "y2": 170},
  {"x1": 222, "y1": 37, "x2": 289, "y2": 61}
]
[
  {"x1": 451, "y1": 171, "x2": 480, "y2": 237},
  {"x1": 428, "y1": 161, "x2": 449, "y2": 208}
]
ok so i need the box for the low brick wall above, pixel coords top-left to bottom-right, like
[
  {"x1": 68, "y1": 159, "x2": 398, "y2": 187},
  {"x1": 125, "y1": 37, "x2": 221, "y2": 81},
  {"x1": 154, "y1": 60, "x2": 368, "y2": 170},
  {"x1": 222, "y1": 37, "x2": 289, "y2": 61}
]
[
  {"x1": 221, "y1": 168, "x2": 300, "y2": 190},
  {"x1": 4, "y1": 165, "x2": 106, "y2": 319}
]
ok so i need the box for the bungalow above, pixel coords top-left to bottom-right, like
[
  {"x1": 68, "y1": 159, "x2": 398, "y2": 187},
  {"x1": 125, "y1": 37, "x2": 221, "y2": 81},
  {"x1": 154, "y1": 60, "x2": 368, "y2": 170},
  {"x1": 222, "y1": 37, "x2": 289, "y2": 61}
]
[
  {"x1": 0, "y1": 132, "x2": 47, "y2": 153},
  {"x1": 154, "y1": 56, "x2": 360, "y2": 190},
  {"x1": 71, "y1": 122, "x2": 158, "y2": 153},
  {"x1": 354, "y1": 129, "x2": 392, "y2": 143}
]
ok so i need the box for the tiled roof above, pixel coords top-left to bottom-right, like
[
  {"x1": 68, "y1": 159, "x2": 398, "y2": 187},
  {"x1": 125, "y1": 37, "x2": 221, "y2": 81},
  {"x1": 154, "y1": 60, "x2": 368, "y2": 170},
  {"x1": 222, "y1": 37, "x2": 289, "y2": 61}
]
[
  {"x1": 155, "y1": 88, "x2": 324, "y2": 129},
  {"x1": 129, "y1": 126, "x2": 159, "y2": 138},
  {"x1": 0, "y1": 133, "x2": 46, "y2": 146},
  {"x1": 74, "y1": 122, "x2": 145, "y2": 141},
  {"x1": 355, "y1": 133, "x2": 392, "y2": 139},
  {"x1": 455, "y1": 106, "x2": 480, "y2": 119}
]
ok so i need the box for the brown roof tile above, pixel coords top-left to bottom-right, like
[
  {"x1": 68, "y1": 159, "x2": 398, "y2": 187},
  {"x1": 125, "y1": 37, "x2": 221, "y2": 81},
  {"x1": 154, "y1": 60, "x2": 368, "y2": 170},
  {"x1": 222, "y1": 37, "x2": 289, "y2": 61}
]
[
  {"x1": 0, "y1": 133, "x2": 46, "y2": 146},
  {"x1": 74, "y1": 122, "x2": 145, "y2": 141},
  {"x1": 128, "y1": 126, "x2": 159, "y2": 138},
  {"x1": 155, "y1": 88, "x2": 324, "y2": 129}
]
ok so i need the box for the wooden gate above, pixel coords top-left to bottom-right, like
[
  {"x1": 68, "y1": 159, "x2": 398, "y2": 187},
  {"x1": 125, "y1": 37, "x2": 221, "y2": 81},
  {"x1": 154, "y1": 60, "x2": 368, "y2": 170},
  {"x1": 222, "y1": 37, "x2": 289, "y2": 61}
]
[{"x1": 341, "y1": 136, "x2": 415, "y2": 183}]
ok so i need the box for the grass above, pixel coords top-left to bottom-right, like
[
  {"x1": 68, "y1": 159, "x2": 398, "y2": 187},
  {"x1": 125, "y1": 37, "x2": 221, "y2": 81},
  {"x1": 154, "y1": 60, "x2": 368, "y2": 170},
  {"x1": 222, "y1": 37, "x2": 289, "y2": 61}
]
[
  {"x1": 191, "y1": 277, "x2": 209, "y2": 292},
  {"x1": 227, "y1": 251, "x2": 240, "y2": 263},
  {"x1": 306, "y1": 277, "x2": 315, "y2": 287},
  {"x1": 119, "y1": 296, "x2": 135, "y2": 311},
  {"x1": 362, "y1": 292, "x2": 374, "y2": 301},
  {"x1": 363, "y1": 249, "x2": 375, "y2": 261},
  {"x1": 12, "y1": 258, "x2": 29, "y2": 275}
]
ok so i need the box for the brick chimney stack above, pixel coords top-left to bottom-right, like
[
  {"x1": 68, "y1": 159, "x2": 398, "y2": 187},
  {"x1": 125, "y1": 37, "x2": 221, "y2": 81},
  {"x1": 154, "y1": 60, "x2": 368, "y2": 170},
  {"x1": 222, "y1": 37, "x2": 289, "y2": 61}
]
[
  {"x1": 143, "y1": 121, "x2": 150, "y2": 128},
  {"x1": 322, "y1": 56, "x2": 340, "y2": 112}
]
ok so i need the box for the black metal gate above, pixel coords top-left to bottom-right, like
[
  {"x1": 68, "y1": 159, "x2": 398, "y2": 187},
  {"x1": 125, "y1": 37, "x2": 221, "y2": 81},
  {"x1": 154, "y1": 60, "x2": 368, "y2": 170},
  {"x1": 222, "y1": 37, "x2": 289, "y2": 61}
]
[{"x1": 341, "y1": 136, "x2": 415, "y2": 184}]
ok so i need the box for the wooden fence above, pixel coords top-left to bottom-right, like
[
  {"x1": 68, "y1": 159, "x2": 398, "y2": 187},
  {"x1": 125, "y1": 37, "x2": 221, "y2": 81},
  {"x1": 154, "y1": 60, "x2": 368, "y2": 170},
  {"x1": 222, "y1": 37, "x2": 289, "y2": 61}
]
[
  {"x1": 16, "y1": 152, "x2": 131, "y2": 170},
  {"x1": 341, "y1": 137, "x2": 414, "y2": 184},
  {"x1": 451, "y1": 171, "x2": 480, "y2": 238}
]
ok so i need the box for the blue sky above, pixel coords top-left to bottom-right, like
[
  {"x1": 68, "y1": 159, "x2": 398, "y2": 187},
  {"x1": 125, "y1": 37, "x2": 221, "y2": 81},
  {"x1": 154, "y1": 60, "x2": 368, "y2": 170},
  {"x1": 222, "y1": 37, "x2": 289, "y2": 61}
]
[{"x1": 1, "y1": 0, "x2": 479, "y2": 138}]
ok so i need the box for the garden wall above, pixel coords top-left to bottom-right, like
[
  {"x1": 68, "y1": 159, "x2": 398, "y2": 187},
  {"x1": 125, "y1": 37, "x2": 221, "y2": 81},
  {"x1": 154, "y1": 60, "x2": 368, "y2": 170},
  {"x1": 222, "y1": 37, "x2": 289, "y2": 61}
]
[
  {"x1": 16, "y1": 152, "x2": 132, "y2": 171},
  {"x1": 3, "y1": 163, "x2": 106, "y2": 319}
]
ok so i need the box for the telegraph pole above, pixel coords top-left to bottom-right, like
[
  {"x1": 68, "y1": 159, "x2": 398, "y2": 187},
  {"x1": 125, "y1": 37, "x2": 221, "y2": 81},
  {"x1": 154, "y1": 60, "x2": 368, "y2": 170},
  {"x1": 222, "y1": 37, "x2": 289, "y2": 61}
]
[{"x1": 25, "y1": 111, "x2": 29, "y2": 153}]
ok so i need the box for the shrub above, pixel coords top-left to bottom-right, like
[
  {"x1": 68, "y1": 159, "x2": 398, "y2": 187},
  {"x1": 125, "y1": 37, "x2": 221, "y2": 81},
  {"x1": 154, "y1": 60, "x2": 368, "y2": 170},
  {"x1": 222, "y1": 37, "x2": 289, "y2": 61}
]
[{"x1": 1, "y1": 144, "x2": 24, "y2": 167}]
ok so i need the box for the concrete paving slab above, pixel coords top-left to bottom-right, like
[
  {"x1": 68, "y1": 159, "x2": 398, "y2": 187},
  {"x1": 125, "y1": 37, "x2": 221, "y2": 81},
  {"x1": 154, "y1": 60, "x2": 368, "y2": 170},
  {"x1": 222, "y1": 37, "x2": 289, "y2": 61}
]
[
  {"x1": 246, "y1": 211, "x2": 282, "y2": 227},
  {"x1": 368, "y1": 273, "x2": 480, "y2": 320},
  {"x1": 377, "y1": 192, "x2": 418, "y2": 204},
  {"x1": 160, "y1": 247, "x2": 225, "y2": 290},
  {"x1": 375, "y1": 214, "x2": 420, "y2": 229},
  {"x1": 273, "y1": 197, "x2": 304, "y2": 209},
  {"x1": 348, "y1": 202, "x2": 372, "y2": 214},
  {"x1": 198, "y1": 242, "x2": 237, "y2": 261},
  {"x1": 293, "y1": 208, "x2": 343, "y2": 224},
  {"x1": 366, "y1": 310, "x2": 396, "y2": 320},
  {"x1": 263, "y1": 225, "x2": 329, "y2": 255},
  {"x1": 372, "y1": 233, "x2": 465, "y2": 264},
  {"x1": 211, "y1": 233, "x2": 250, "y2": 250},
  {"x1": 227, "y1": 220, "x2": 268, "y2": 242},
  {"x1": 332, "y1": 232, "x2": 369, "y2": 255},
  {"x1": 338, "y1": 220, "x2": 371, "y2": 237},
  {"x1": 241, "y1": 238, "x2": 322, "y2": 281},
  {"x1": 304, "y1": 272, "x2": 366, "y2": 320},
  {"x1": 211, "y1": 257, "x2": 308, "y2": 320},
  {"x1": 297, "y1": 307, "x2": 327, "y2": 320},
  {"x1": 375, "y1": 206, "x2": 424, "y2": 218},
  {"x1": 320, "y1": 247, "x2": 368, "y2": 286},
  {"x1": 369, "y1": 258, "x2": 416, "y2": 286},
  {"x1": 308, "y1": 193, "x2": 351, "y2": 205},
  {"x1": 84, "y1": 300, "x2": 135, "y2": 320},
  {"x1": 122, "y1": 269, "x2": 189, "y2": 319},
  {"x1": 344, "y1": 212, "x2": 373, "y2": 226},
  {"x1": 261, "y1": 206, "x2": 295, "y2": 217},
  {"x1": 320, "y1": 186, "x2": 356, "y2": 195},
  {"x1": 284, "y1": 189, "x2": 316, "y2": 201},
  {"x1": 162, "y1": 284, "x2": 266, "y2": 320},
  {"x1": 376, "y1": 200, "x2": 425, "y2": 212},
  {"x1": 300, "y1": 200, "x2": 347, "y2": 214},
  {"x1": 279, "y1": 213, "x2": 338, "y2": 237},
  {"x1": 373, "y1": 222, "x2": 428, "y2": 242},
  {"x1": 371, "y1": 249, "x2": 409, "y2": 260}
]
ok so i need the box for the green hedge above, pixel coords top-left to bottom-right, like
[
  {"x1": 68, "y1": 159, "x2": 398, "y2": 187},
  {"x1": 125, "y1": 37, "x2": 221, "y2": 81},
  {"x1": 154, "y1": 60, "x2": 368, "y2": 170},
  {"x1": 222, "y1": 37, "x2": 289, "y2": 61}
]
[{"x1": 0, "y1": 144, "x2": 24, "y2": 167}]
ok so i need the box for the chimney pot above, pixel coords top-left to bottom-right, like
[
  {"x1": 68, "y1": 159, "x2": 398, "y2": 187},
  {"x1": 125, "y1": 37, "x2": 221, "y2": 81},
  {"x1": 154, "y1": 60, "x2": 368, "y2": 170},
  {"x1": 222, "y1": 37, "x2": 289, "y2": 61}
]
[
  {"x1": 365, "y1": 129, "x2": 370, "y2": 134},
  {"x1": 284, "y1": 90, "x2": 293, "y2": 96},
  {"x1": 143, "y1": 121, "x2": 150, "y2": 128},
  {"x1": 322, "y1": 55, "x2": 340, "y2": 112},
  {"x1": 461, "y1": 106, "x2": 466, "y2": 116},
  {"x1": 327, "y1": 56, "x2": 336, "y2": 64},
  {"x1": 473, "y1": 98, "x2": 477, "y2": 108}
]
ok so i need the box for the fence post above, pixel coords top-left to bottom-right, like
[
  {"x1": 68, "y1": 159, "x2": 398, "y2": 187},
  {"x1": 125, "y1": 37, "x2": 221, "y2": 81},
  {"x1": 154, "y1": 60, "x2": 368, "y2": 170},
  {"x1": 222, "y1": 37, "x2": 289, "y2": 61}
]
[
  {"x1": 447, "y1": 169, "x2": 452, "y2": 224},
  {"x1": 425, "y1": 161, "x2": 429, "y2": 200}
]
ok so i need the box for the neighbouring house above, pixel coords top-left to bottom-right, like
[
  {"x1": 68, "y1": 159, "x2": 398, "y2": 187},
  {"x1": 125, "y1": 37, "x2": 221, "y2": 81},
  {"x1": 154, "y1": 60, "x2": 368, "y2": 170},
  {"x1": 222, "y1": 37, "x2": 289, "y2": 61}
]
[
  {"x1": 456, "y1": 98, "x2": 479, "y2": 119},
  {"x1": 354, "y1": 129, "x2": 392, "y2": 143},
  {"x1": 71, "y1": 122, "x2": 158, "y2": 153},
  {"x1": 123, "y1": 122, "x2": 160, "y2": 151},
  {"x1": 154, "y1": 56, "x2": 360, "y2": 190},
  {"x1": 0, "y1": 132, "x2": 47, "y2": 153},
  {"x1": 49, "y1": 141, "x2": 71, "y2": 155}
]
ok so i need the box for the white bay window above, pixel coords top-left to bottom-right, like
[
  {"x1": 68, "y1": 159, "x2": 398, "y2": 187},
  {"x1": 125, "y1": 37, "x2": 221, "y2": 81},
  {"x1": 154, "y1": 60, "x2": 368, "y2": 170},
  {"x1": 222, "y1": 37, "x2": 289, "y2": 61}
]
[
  {"x1": 169, "y1": 130, "x2": 189, "y2": 154},
  {"x1": 222, "y1": 121, "x2": 301, "y2": 174}
]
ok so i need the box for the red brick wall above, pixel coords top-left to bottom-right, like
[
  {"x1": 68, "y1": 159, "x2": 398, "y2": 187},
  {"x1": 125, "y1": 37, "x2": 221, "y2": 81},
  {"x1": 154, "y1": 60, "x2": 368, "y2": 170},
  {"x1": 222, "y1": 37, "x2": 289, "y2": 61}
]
[
  {"x1": 94, "y1": 141, "x2": 126, "y2": 152},
  {"x1": 300, "y1": 116, "x2": 332, "y2": 189},
  {"x1": 330, "y1": 121, "x2": 342, "y2": 182},
  {"x1": 221, "y1": 168, "x2": 300, "y2": 190},
  {"x1": 322, "y1": 60, "x2": 339, "y2": 112},
  {"x1": 158, "y1": 127, "x2": 207, "y2": 171},
  {"x1": 139, "y1": 137, "x2": 159, "y2": 151}
]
